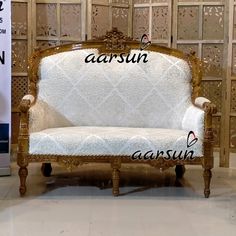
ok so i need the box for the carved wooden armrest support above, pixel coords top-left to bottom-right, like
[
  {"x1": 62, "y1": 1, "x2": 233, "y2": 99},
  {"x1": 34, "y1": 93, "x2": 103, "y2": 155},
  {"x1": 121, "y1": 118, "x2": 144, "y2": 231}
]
[
  {"x1": 194, "y1": 97, "x2": 217, "y2": 117},
  {"x1": 18, "y1": 94, "x2": 35, "y2": 157},
  {"x1": 19, "y1": 94, "x2": 35, "y2": 113},
  {"x1": 194, "y1": 97, "x2": 217, "y2": 143},
  {"x1": 202, "y1": 102, "x2": 217, "y2": 115}
]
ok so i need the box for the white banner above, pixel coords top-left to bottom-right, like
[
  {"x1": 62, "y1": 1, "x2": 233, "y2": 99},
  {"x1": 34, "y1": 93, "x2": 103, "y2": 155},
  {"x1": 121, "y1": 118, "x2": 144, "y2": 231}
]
[{"x1": 0, "y1": 0, "x2": 11, "y2": 176}]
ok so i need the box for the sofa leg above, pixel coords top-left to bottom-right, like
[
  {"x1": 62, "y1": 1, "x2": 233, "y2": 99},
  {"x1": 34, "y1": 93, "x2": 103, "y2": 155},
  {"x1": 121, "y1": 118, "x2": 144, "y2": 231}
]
[
  {"x1": 19, "y1": 167, "x2": 28, "y2": 196},
  {"x1": 111, "y1": 160, "x2": 121, "y2": 196},
  {"x1": 175, "y1": 165, "x2": 186, "y2": 179},
  {"x1": 203, "y1": 168, "x2": 212, "y2": 198},
  {"x1": 112, "y1": 168, "x2": 120, "y2": 196},
  {"x1": 41, "y1": 163, "x2": 52, "y2": 177}
]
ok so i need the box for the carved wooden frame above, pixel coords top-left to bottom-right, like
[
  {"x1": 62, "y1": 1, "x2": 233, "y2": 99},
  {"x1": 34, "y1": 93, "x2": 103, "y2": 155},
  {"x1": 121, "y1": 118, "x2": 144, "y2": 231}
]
[{"x1": 17, "y1": 28, "x2": 217, "y2": 198}]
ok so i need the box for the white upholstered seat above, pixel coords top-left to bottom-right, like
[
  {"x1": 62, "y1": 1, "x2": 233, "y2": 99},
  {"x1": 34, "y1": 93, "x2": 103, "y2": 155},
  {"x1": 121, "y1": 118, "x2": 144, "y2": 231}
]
[{"x1": 29, "y1": 126, "x2": 203, "y2": 156}]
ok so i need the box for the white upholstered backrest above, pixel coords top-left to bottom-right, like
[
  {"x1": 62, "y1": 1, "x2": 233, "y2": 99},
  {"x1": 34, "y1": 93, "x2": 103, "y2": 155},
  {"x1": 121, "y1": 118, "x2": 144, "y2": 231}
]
[{"x1": 36, "y1": 49, "x2": 192, "y2": 129}]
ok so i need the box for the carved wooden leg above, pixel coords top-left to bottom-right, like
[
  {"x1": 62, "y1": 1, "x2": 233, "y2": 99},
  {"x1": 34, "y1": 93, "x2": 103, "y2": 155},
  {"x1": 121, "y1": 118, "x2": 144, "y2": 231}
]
[
  {"x1": 203, "y1": 168, "x2": 212, "y2": 198},
  {"x1": 112, "y1": 168, "x2": 120, "y2": 196},
  {"x1": 19, "y1": 167, "x2": 28, "y2": 196},
  {"x1": 41, "y1": 163, "x2": 52, "y2": 177},
  {"x1": 111, "y1": 159, "x2": 121, "y2": 197},
  {"x1": 175, "y1": 165, "x2": 186, "y2": 179}
]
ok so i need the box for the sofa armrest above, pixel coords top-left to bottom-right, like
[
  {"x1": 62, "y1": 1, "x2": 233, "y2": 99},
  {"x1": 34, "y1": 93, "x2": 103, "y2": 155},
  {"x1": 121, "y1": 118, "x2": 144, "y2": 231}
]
[
  {"x1": 18, "y1": 94, "x2": 36, "y2": 160},
  {"x1": 194, "y1": 97, "x2": 217, "y2": 115},
  {"x1": 182, "y1": 97, "x2": 217, "y2": 140},
  {"x1": 19, "y1": 94, "x2": 35, "y2": 113},
  {"x1": 29, "y1": 100, "x2": 72, "y2": 133},
  {"x1": 182, "y1": 104, "x2": 205, "y2": 139}
]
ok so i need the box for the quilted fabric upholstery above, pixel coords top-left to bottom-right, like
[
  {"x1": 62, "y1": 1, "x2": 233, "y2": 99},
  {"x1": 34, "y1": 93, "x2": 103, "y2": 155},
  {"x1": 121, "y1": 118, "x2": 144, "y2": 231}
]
[
  {"x1": 29, "y1": 126, "x2": 203, "y2": 156},
  {"x1": 34, "y1": 49, "x2": 192, "y2": 130}
]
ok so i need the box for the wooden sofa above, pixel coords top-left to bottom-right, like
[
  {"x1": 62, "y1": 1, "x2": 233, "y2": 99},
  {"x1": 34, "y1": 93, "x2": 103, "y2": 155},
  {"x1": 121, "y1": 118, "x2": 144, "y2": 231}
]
[{"x1": 17, "y1": 28, "x2": 216, "y2": 197}]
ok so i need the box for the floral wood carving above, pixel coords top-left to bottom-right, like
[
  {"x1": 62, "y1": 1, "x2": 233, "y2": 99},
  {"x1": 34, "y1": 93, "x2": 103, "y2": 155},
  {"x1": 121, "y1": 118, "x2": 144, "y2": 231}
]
[{"x1": 96, "y1": 27, "x2": 133, "y2": 53}]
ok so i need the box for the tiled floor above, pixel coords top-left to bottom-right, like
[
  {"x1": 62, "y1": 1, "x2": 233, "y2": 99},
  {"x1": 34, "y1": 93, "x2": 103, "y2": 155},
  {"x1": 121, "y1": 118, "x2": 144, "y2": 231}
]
[{"x1": 0, "y1": 160, "x2": 236, "y2": 236}]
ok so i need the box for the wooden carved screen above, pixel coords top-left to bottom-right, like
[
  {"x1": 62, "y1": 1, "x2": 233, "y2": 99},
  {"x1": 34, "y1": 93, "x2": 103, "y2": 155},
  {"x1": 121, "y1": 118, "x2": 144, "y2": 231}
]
[
  {"x1": 87, "y1": 0, "x2": 132, "y2": 39},
  {"x1": 133, "y1": 0, "x2": 172, "y2": 46},
  {"x1": 33, "y1": 0, "x2": 86, "y2": 50},
  {"x1": 11, "y1": 0, "x2": 31, "y2": 144},
  {"x1": 228, "y1": 0, "x2": 236, "y2": 165}
]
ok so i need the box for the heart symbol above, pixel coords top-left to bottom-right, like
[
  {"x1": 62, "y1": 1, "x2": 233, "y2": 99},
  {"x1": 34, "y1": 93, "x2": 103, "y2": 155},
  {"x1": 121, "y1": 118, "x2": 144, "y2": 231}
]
[
  {"x1": 140, "y1": 34, "x2": 151, "y2": 51},
  {"x1": 187, "y1": 131, "x2": 198, "y2": 148}
]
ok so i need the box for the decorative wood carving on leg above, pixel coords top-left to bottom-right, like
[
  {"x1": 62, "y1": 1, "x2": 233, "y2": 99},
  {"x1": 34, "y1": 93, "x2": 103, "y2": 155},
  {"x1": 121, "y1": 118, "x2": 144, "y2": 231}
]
[
  {"x1": 202, "y1": 102, "x2": 217, "y2": 198},
  {"x1": 203, "y1": 168, "x2": 212, "y2": 198},
  {"x1": 17, "y1": 97, "x2": 34, "y2": 196},
  {"x1": 41, "y1": 163, "x2": 52, "y2": 177},
  {"x1": 111, "y1": 159, "x2": 121, "y2": 196},
  {"x1": 18, "y1": 167, "x2": 28, "y2": 196}
]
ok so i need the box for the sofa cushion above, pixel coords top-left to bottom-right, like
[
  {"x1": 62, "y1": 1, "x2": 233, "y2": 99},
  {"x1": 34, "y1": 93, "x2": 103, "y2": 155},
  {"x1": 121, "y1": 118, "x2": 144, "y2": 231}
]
[
  {"x1": 29, "y1": 126, "x2": 203, "y2": 157},
  {"x1": 36, "y1": 49, "x2": 192, "y2": 130}
]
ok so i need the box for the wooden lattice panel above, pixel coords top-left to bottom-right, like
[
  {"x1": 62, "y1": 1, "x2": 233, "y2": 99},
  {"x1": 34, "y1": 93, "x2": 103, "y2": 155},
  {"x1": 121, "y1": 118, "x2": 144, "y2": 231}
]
[
  {"x1": 231, "y1": 81, "x2": 236, "y2": 113},
  {"x1": 133, "y1": 0, "x2": 171, "y2": 45},
  {"x1": 61, "y1": 4, "x2": 82, "y2": 39},
  {"x1": 35, "y1": 0, "x2": 85, "y2": 50},
  {"x1": 202, "y1": 44, "x2": 223, "y2": 78},
  {"x1": 112, "y1": 7, "x2": 129, "y2": 35},
  {"x1": 133, "y1": 7, "x2": 149, "y2": 39},
  {"x1": 177, "y1": 6, "x2": 199, "y2": 40},
  {"x1": 230, "y1": 117, "x2": 236, "y2": 148},
  {"x1": 201, "y1": 81, "x2": 222, "y2": 112},
  {"x1": 152, "y1": 6, "x2": 169, "y2": 40},
  {"x1": 12, "y1": 77, "x2": 28, "y2": 109},
  {"x1": 89, "y1": 0, "x2": 131, "y2": 39},
  {"x1": 12, "y1": 40, "x2": 28, "y2": 73},
  {"x1": 203, "y1": 6, "x2": 224, "y2": 40},
  {"x1": 36, "y1": 3, "x2": 57, "y2": 37},
  {"x1": 12, "y1": 2, "x2": 27, "y2": 37},
  {"x1": 233, "y1": 5, "x2": 236, "y2": 39},
  {"x1": 91, "y1": 5, "x2": 110, "y2": 38},
  {"x1": 229, "y1": 0, "x2": 236, "y2": 157}
]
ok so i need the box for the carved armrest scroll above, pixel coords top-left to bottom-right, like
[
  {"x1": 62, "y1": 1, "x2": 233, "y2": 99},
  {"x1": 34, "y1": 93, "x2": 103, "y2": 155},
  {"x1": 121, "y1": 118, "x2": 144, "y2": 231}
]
[
  {"x1": 194, "y1": 97, "x2": 217, "y2": 143},
  {"x1": 19, "y1": 94, "x2": 35, "y2": 113}
]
